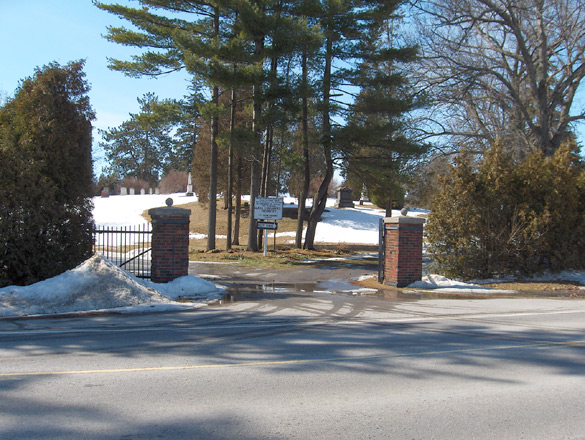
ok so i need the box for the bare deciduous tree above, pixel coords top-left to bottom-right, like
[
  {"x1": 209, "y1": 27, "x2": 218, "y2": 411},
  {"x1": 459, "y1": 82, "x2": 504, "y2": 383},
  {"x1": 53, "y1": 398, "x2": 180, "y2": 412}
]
[{"x1": 410, "y1": 0, "x2": 585, "y2": 156}]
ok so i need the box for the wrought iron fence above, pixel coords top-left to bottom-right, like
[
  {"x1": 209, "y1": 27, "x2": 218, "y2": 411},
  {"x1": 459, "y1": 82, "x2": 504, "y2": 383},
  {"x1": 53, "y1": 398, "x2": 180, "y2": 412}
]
[
  {"x1": 378, "y1": 217, "x2": 385, "y2": 283},
  {"x1": 93, "y1": 224, "x2": 152, "y2": 279}
]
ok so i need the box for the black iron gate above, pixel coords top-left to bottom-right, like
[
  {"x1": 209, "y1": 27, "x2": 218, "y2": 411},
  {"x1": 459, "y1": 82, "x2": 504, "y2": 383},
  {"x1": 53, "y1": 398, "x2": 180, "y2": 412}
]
[
  {"x1": 93, "y1": 224, "x2": 152, "y2": 279},
  {"x1": 378, "y1": 217, "x2": 385, "y2": 283}
]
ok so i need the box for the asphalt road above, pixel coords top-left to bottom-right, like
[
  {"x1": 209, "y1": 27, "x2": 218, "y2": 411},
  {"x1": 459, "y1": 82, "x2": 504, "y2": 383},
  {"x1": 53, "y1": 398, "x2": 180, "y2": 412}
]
[{"x1": 1, "y1": 268, "x2": 585, "y2": 439}]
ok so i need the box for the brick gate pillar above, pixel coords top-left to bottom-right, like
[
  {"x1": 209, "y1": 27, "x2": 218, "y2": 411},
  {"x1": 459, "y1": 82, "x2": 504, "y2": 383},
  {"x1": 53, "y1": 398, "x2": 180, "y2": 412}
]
[
  {"x1": 384, "y1": 216, "x2": 425, "y2": 287},
  {"x1": 148, "y1": 198, "x2": 191, "y2": 283}
]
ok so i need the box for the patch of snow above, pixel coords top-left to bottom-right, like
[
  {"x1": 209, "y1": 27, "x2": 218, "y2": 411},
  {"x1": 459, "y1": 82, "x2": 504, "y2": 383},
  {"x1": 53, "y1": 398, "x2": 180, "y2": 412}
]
[
  {"x1": 407, "y1": 274, "x2": 516, "y2": 294},
  {"x1": 144, "y1": 275, "x2": 223, "y2": 301},
  {"x1": 528, "y1": 270, "x2": 585, "y2": 285},
  {"x1": 189, "y1": 232, "x2": 207, "y2": 240},
  {"x1": 285, "y1": 201, "x2": 424, "y2": 245},
  {"x1": 351, "y1": 289, "x2": 378, "y2": 296},
  {"x1": 0, "y1": 255, "x2": 220, "y2": 318}
]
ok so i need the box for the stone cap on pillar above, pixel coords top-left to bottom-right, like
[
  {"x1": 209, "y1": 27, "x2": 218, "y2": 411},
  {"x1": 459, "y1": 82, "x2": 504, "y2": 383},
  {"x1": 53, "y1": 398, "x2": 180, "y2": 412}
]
[
  {"x1": 384, "y1": 216, "x2": 425, "y2": 225},
  {"x1": 148, "y1": 198, "x2": 191, "y2": 218}
]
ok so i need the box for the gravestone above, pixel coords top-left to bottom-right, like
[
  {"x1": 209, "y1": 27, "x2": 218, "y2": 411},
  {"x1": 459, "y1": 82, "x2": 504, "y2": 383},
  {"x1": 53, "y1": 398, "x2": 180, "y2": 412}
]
[
  {"x1": 140, "y1": 188, "x2": 146, "y2": 195},
  {"x1": 186, "y1": 172, "x2": 194, "y2": 196},
  {"x1": 120, "y1": 187, "x2": 128, "y2": 196},
  {"x1": 129, "y1": 188, "x2": 135, "y2": 195},
  {"x1": 155, "y1": 187, "x2": 160, "y2": 195},
  {"x1": 100, "y1": 188, "x2": 110, "y2": 198},
  {"x1": 360, "y1": 184, "x2": 370, "y2": 205},
  {"x1": 335, "y1": 186, "x2": 354, "y2": 208},
  {"x1": 149, "y1": 188, "x2": 153, "y2": 195}
]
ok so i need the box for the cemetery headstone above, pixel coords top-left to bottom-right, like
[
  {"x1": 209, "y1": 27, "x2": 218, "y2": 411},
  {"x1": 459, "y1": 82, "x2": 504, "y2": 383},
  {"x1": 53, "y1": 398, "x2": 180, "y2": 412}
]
[
  {"x1": 335, "y1": 186, "x2": 355, "y2": 208},
  {"x1": 186, "y1": 172, "x2": 194, "y2": 196},
  {"x1": 360, "y1": 184, "x2": 370, "y2": 205}
]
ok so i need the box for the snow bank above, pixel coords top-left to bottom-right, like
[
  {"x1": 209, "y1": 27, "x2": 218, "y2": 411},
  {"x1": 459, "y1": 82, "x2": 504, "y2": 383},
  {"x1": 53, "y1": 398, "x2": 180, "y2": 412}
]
[
  {"x1": 146, "y1": 275, "x2": 222, "y2": 301},
  {"x1": 0, "y1": 255, "x2": 221, "y2": 318},
  {"x1": 408, "y1": 274, "x2": 516, "y2": 294}
]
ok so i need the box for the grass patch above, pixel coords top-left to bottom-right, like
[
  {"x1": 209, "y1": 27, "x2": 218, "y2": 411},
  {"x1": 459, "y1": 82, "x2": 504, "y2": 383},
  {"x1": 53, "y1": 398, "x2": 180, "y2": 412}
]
[
  {"x1": 189, "y1": 246, "x2": 377, "y2": 268},
  {"x1": 483, "y1": 281, "x2": 585, "y2": 292}
]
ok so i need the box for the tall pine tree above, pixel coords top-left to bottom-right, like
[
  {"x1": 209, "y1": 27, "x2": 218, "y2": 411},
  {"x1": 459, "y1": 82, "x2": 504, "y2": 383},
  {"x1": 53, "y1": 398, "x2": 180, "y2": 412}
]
[{"x1": 340, "y1": 18, "x2": 426, "y2": 214}]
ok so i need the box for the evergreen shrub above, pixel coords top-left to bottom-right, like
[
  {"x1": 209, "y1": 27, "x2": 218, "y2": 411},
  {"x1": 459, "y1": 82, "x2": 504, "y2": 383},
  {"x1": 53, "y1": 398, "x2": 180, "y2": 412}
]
[
  {"x1": 426, "y1": 141, "x2": 585, "y2": 279},
  {"x1": 0, "y1": 61, "x2": 94, "y2": 287}
]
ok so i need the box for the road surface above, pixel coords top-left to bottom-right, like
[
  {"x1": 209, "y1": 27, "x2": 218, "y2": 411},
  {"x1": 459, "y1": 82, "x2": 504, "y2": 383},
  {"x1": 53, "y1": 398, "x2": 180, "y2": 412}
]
[{"x1": 1, "y1": 267, "x2": 585, "y2": 439}]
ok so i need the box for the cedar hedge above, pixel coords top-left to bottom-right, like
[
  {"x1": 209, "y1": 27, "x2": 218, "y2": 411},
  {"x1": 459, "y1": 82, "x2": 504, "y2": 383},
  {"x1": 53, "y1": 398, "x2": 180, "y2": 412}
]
[
  {"x1": 0, "y1": 61, "x2": 94, "y2": 287},
  {"x1": 426, "y1": 140, "x2": 585, "y2": 280}
]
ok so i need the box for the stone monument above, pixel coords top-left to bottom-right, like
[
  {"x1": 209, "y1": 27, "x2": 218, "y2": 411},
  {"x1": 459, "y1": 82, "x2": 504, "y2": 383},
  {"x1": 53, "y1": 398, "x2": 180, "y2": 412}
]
[
  {"x1": 359, "y1": 184, "x2": 370, "y2": 205},
  {"x1": 186, "y1": 172, "x2": 194, "y2": 196},
  {"x1": 335, "y1": 186, "x2": 355, "y2": 208}
]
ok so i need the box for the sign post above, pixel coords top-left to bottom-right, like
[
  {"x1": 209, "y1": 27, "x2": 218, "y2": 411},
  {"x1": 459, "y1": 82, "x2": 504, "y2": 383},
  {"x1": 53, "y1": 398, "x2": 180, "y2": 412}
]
[{"x1": 254, "y1": 197, "x2": 283, "y2": 257}]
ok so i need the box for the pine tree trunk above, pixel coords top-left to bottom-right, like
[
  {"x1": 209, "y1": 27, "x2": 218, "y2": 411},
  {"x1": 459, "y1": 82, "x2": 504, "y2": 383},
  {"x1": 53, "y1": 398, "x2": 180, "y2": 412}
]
[
  {"x1": 233, "y1": 156, "x2": 242, "y2": 246},
  {"x1": 207, "y1": 85, "x2": 219, "y2": 251},
  {"x1": 304, "y1": 36, "x2": 333, "y2": 250},
  {"x1": 296, "y1": 48, "x2": 310, "y2": 249},
  {"x1": 247, "y1": 33, "x2": 265, "y2": 252},
  {"x1": 226, "y1": 87, "x2": 236, "y2": 250},
  {"x1": 206, "y1": 9, "x2": 220, "y2": 251}
]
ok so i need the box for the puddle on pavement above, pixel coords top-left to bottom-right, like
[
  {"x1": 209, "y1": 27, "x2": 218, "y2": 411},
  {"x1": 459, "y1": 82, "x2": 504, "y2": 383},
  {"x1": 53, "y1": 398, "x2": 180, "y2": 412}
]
[{"x1": 214, "y1": 279, "x2": 420, "y2": 304}]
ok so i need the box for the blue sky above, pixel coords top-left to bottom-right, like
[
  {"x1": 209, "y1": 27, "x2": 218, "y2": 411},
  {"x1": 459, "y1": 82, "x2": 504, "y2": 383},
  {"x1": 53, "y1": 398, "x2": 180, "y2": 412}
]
[
  {"x1": 0, "y1": 0, "x2": 190, "y2": 173},
  {"x1": 1, "y1": 0, "x2": 584, "y2": 174}
]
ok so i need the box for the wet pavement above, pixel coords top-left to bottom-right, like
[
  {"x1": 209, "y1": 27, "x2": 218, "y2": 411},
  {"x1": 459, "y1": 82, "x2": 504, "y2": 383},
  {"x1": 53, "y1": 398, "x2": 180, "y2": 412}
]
[
  {"x1": 189, "y1": 258, "x2": 585, "y2": 304},
  {"x1": 188, "y1": 258, "x2": 422, "y2": 306}
]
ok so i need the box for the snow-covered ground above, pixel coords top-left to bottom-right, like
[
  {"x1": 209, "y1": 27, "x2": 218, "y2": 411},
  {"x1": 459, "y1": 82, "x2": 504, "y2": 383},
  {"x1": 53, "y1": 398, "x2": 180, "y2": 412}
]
[
  {"x1": 93, "y1": 193, "x2": 426, "y2": 245},
  {"x1": 93, "y1": 192, "x2": 198, "y2": 228},
  {"x1": 3, "y1": 193, "x2": 583, "y2": 318}
]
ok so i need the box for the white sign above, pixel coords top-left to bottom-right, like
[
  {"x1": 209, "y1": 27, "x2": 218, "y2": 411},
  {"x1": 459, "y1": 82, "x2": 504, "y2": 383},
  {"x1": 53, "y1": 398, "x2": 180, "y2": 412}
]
[{"x1": 254, "y1": 197, "x2": 283, "y2": 220}]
